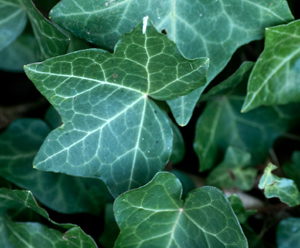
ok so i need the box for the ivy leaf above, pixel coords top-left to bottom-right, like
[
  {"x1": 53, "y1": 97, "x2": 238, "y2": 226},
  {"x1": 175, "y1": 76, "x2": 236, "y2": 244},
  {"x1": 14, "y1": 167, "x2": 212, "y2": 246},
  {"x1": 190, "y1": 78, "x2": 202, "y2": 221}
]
[
  {"x1": 0, "y1": 0, "x2": 27, "y2": 52},
  {"x1": 0, "y1": 32, "x2": 36, "y2": 72},
  {"x1": 206, "y1": 147, "x2": 257, "y2": 191},
  {"x1": 283, "y1": 151, "x2": 300, "y2": 190},
  {"x1": 228, "y1": 194, "x2": 256, "y2": 224},
  {"x1": 0, "y1": 188, "x2": 97, "y2": 248},
  {"x1": 50, "y1": 0, "x2": 293, "y2": 126},
  {"x1": 258, "y1": 163, "x2": 300, "y2": 207},
  {"x1": 114, "y1": 172, "x2": 247, "y2": 248},
  {"x1": 243, "y1": 20, "x2": 300, "y2": 112},
  {"x1": 0, "y1": 118, "x2": 107, "y2": 214},
  {"x1": 277, "y1": 217, "x2": 300, "y2": 248},
  {"x1": 24, "y1": 18, "x2": 209, "y2": 197},
  {"x1": 0, "y1": 0, "x2": 69, "y2": 62},
  {"x1": 169, "y1": 118, "x2": 185, "y2": 165},
  {"x1": 194, "y1": 62, "x2": 300, "y2": 171}
]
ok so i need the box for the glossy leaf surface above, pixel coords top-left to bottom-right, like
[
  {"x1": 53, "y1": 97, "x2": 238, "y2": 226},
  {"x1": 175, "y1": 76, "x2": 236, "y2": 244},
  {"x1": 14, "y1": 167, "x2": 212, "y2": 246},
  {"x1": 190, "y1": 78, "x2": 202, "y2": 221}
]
[
  {"x1": 206, "y1": 147, "x2": 256, "y2": 191},
  {"x1": 50, "y1": 0, "x2": 293, "y2": 126},
  {"x1": 243, "y1": 20, "x2": 300, "y2": 112},
  {"x1": 114, "y1": 172, "x2": 247, "y2": 248},
  {"x1": 258, "y1": 163, "x2": 300, "y2": 207},
  {"x1": 0, "y1": 118, "x2": 107, "y2": 214},
  {"x1": 25, "y1": 19, "x2": 209, "y2": 197}
]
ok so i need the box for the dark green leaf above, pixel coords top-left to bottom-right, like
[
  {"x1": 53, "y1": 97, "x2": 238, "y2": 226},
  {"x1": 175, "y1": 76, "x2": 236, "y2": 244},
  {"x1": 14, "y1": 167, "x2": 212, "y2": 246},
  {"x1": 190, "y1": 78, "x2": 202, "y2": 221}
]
[
  {"x1": 0, "y1": 188, "x2": 97, "y2": 248},
  {"x1": 99, "y1": 203, "x2": 119, "y2": 248},
  {"x1": 194, "y1": 62, "x2": 300, "y2": 171},
  {"x1": 277, "y1": 217, "x2": 300, "y2": 248},
  {"x1": 169, "y1": 119, "x2": 185, "y2": 165},
  {"x1": 0, "y1": 0, "x2": 27, "y2": 52},
  {"x1": 114, "y1": 172, "x2": 247, "y2": 248},
  {"x1": 228, "y1": 194, "x2": 256, "y2": 224},
  {"x1": 0, "y1": 118, "x2": 107, "y2": 214},
  {"x1": 25, "y1": 19, "x2": 208, "y2": 197},
  {"x1": 206, "y1": 147, "x2": 256, "y2": 191},
  {"x1": 243, "y1": 20, "x2": 300, "y2": 112},
  {"x1": 170, "y1": 170, "x2": 196, "y2": 199},
  {"x1": 283, "y1": 151, "x2": 300, "y2": 190},
  {"x1": 258, "y1": 163, "x2": 300, "y2": 207},
  {"x1": 0, "y1": 32, "x2": 36, "y2": 72}
]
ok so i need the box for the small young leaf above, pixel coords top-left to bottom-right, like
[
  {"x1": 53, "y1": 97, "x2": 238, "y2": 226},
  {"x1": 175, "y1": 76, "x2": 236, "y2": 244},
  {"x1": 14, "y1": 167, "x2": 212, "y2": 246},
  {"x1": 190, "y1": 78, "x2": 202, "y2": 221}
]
[
  {"x1": 206, "y1": 147, "x2": 256, "y2": 191},
  {"x1": 25, "y1": 18, "x2": 208, "y2": 197},
  {"x1": 114, "y1": 172, "x2": 248, "y2": 248},
  {"x1": 258, "y1": 163, "x2": 300, "y2": 207},
  {"x1": 243, "y1": 20, "x2": 300, "y2": 112},
  {"x1": 277, "y1": 217, "x2": 300, "y2": 248}
]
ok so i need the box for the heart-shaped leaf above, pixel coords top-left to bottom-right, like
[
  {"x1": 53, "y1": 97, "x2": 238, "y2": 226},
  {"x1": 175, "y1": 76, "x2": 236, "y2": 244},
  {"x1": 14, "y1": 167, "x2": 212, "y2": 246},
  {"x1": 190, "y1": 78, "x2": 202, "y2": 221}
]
[
  {"x1": 114, "y1": 172, "x2": 247, "y2": 247},
  {"x1": 25, "y1": 18, "x2": 208, "y2": 197}
]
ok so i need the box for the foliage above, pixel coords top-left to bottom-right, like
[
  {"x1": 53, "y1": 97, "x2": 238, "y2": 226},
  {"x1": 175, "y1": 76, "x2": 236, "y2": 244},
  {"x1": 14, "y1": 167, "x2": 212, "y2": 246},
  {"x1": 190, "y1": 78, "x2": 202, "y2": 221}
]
[{"x1": 1, "y1": 0, "x2": 300, "y2": 247}]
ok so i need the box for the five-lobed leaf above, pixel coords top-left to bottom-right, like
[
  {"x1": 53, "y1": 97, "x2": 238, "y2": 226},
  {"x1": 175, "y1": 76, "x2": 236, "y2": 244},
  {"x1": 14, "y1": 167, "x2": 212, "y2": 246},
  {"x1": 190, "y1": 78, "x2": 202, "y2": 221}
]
[
  {"x1": 24, "y1": 19, "x2": 208, "y2": 197},
  {"x1": 50, "y1": 0, "x2": 294, "y2": 126},
  {"x1": 0, "y1": 118, "x2": 108, "y2": 214},
  {"x1": 258, "y1": 163, "x2": 300, "y2": 207},
  {"x1": 114, "y1": 172, "x2": 248, "y2": 248},
  {"x1": 242, "y1": 20, "x2": 300, "y2": 112}
]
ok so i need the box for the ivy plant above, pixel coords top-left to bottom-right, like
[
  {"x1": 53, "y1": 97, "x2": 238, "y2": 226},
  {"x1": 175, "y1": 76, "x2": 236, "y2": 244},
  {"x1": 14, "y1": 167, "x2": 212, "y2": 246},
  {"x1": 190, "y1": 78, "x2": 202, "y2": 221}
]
[{"x1": 1, "y1": 0, "x2": 300, "y2": 247}]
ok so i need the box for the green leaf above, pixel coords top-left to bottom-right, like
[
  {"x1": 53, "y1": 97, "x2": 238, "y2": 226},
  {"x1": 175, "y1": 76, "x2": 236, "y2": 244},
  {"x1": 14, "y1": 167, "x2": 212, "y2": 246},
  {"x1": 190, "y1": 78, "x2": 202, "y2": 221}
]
[
  {"x1": 18, "y1": 0, "x2": 70, "y2": 60},
  {"x1": 0, "y1": 32, "x2": 37, "y2": 72},
  {"x1": 99, "y1": 203, "x2": 120, "y2": 248},
  {"x1": 283, "y1": 151, "x2": 300, "y2": 190},
  {"x1": 0, "y1": 188, "x2": 97, "y2": 248},
  {"x1": 0, "y1": 118, "x2": 107, "y2": 214},
  {"x1": 169, "y1": 119, "x2": 185, "y2": 165},
  {"x1": 114, "y1": 172, "x2": 248, "y2": 248},
  {"x1": 50, "y1": 0, "x2": 293, "y2": 126},
  {"x1": 194, "y1": 62, "x2": 300, "y2": 171},
  {"x1": 170, "y1": 170, "x2": 195, "y2": 199},
  {"x1": 206, "y1": 147, "x2": 256, "y2": 191},
  {"x1": 258, "y1": 163, "x2": 300, "y2": 207},
  {"x1": 0, "y1": 0, "x2": 27, "y2": 52},
  {"x1": 24, "y1": 19, "x2": 209, "y2": 197},
  {"x1": 277, "y1": 217, "x2": 300, "y2": 248},
  {"x1": 243, "y1": 20, "x2": 300, "y2": 112},
  {"x1": 228, "y1": 194, "x2": 256, "y2": 224}
]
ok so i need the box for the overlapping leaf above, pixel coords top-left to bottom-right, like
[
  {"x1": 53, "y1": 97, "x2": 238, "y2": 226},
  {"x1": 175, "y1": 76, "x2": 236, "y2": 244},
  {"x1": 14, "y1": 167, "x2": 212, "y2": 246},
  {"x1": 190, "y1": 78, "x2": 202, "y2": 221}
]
[
  {"x1": 114, "y1": 172, "x2": 247, "y2": 248},
  {"x1": 243, "y1": 20, "x2": 300, "y2": 112},
  {"x1": 194, "y1": 62, "x2": 300, "y2": 171},
  {"x1": 25, "y1": 19, "x2": 208, "y2": 197},
  {"x1": 50, "y1": 0, "x2": 293, "y2": 126},
  {"x1": 259, "y1": 163, "x2": 300, "y2": 207},
  {"x1": 0, "y1": 0, "x2": 69, "y2": 65},
  {"x1": 0, "y1": 0, "x2": 27, "y2": 52},
  {"x1": 206, "y1": 147, "x2": 256, "y2": 191},
  {"x1": 0, "y1": 188, "x2": 97, "y2": 248},
  {"x1": 277, "y1": 217, "x2": 300, "y2": 248},
  {"x1": 0, "y1": 118, "x2": 107, "y2": 214}
]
